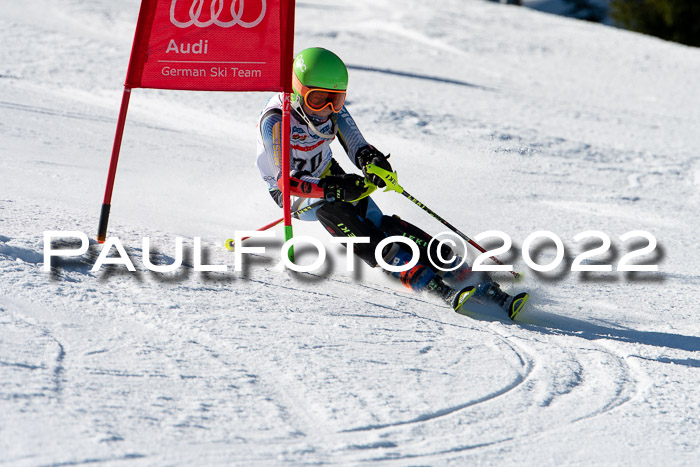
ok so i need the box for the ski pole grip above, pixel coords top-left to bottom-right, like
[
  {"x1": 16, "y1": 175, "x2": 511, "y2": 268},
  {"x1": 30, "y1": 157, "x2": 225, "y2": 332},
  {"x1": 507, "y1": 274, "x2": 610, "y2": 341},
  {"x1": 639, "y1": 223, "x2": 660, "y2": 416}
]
[{"x1": 366, "y1": 164, "x2": 403, "y2": 194}]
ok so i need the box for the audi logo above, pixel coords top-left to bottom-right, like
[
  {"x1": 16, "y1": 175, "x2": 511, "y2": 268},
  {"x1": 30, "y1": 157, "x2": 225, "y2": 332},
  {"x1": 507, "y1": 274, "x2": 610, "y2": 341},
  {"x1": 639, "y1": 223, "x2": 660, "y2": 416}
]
[{"x1": 170, "y1": 0, "x2": 267, "y2": 28}]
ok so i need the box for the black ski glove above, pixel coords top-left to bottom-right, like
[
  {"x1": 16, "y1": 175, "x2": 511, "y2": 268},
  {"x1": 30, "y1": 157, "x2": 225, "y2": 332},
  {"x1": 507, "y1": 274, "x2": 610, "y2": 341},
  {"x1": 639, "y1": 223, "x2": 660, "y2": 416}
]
[
  {"x1": 319, "y1": 174, "x2": 367, "y2": 203},
  {"x1": 356, "y1": 145, "x2": 392, "y2": 188}
]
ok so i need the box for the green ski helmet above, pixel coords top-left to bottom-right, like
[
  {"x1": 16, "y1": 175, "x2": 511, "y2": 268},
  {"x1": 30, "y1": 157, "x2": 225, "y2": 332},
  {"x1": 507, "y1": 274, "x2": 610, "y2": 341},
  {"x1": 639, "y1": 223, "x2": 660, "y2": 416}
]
[
  {"x1": 291, "y1": 48, "x2": 348, "y2": 139},
  {"x1": 292, "y1": 48, "x2": 348, "y2": 109}
]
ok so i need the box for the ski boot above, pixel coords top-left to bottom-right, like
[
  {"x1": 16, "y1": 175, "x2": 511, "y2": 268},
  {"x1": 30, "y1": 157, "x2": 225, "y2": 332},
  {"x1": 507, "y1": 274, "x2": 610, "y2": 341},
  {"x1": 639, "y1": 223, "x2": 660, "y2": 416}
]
[
  {"x1": 474, "y1": 282, "x2": 529, "y2": 320},
  {"x1": 427, "y1": 275, "x2": 475, "y2": 312},
  {"x1": 438, "y1": 255, "x2": 473, "y2": 285},
  {"x1": 388, "y1": 247, "x2": 475, "y2": 312}
]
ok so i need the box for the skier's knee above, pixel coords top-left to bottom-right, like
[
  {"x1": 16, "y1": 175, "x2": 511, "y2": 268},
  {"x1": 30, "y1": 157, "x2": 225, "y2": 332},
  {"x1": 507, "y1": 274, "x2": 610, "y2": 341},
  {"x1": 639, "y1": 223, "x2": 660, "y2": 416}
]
[
  {"x1": 427, "y1": 238, "x2": 456, "y2": 270},
  {"x1": 380, "y1": 214, "x2": 455, "y2": 270}
]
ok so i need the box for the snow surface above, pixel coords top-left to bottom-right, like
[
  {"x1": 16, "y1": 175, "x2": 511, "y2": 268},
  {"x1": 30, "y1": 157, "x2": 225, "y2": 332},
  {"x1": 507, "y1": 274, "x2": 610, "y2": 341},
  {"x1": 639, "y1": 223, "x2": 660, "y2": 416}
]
[{"x1": 1, "y1": 0, "x2": 699, "y2": 464}]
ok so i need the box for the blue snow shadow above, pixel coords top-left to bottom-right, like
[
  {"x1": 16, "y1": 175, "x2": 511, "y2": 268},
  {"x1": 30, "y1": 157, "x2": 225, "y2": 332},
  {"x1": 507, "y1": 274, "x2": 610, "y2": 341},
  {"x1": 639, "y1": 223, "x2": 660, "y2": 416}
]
[
  {"x1": 457, "y1": 298, "x2": 698, "y2": 364},
  {"x1": 518, "y1": 310, "x2": 699, "y2": 364},
  {"x1": 0, "y1": 242, "x2": 44, "y2": 264},
  {"x1": 347, "y1": 65, "x2": 496, "y2": 91}
]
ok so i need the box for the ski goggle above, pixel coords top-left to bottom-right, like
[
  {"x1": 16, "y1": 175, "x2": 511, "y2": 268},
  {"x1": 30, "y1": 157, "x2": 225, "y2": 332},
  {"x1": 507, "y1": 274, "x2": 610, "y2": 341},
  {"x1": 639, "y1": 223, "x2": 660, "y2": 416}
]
[{"x1": 293, "y1": 74, "x2": 346, "y2": 113}]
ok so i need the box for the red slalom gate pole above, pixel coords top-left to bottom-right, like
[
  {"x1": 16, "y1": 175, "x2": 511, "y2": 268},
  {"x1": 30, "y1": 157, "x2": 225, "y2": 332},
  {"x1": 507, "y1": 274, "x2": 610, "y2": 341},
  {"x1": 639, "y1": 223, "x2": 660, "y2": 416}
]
[
  {"x1": 97, "y1": 86, "x2": 132, "y2": 243},
  {"x1": 281, "y1": 92, "x2": 294, "y2": 261},
  {"x1": 233, "y1": 217, "x2": 285, "y2": 248}
]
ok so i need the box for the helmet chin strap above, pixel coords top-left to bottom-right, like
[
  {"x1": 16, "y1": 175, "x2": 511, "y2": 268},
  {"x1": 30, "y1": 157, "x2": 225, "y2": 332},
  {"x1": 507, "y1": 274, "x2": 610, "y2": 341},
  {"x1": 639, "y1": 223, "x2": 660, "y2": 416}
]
[{"x1": 291, "y1": 98, "x2": 337, "y2": 140}]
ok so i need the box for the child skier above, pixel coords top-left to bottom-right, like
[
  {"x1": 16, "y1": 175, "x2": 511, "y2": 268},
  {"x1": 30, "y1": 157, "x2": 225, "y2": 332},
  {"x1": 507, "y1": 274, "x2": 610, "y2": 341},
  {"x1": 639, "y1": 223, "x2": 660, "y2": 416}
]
[{"x1": 255, "y1": 47, "x2": 527, "y2": 318}]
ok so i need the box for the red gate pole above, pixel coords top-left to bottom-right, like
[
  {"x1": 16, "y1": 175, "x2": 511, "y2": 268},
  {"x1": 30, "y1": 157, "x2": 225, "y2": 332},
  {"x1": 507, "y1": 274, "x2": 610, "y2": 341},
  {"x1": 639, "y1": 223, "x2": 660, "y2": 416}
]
[
  {"x1": 281, "y1": 92, "x2": 294, "y2": 261},
  {"x1": 97, "y1": 86, "x2": 132, "y2": 243},
  {"x1": 280, "y1": 0, "x2": 296, "y2": 262}
]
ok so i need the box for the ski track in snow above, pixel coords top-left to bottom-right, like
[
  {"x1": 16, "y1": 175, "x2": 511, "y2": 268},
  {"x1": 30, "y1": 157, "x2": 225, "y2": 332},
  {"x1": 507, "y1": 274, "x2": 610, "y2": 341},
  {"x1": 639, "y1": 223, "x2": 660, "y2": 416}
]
[{"x1": 2, "y1": 0, "x2": 699, "y2": 464}]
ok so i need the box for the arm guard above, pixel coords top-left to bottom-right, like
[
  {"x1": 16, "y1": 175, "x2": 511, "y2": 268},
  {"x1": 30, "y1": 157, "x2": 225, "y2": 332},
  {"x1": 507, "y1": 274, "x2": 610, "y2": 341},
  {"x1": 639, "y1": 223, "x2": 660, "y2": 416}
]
[{"x1": 277, "y1": 177, "x2": 324, "y2": 199}]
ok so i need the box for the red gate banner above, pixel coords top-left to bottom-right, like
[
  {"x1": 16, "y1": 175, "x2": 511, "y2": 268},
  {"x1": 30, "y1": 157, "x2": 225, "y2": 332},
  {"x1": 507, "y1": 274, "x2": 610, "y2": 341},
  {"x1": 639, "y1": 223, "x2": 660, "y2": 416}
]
[
  {"x1": 98, "y1": 0, "x2": 296, "y2": 246},
  {"x1": 125, "y1": 0, "x2": 294, "y2": 92}
]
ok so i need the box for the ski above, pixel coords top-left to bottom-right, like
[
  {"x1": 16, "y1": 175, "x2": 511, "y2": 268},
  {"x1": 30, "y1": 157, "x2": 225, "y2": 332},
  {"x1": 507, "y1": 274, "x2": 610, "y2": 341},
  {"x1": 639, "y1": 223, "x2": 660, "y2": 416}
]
[
  {"x1": 452, "y1": 282, "x2": 530, "y2": 321},
  {"x1": 450, "y1": 285, "x2": 476, "y2": 312},
  {"x1": 506, "y1": 292, "x2": 529, "y2": 320}
]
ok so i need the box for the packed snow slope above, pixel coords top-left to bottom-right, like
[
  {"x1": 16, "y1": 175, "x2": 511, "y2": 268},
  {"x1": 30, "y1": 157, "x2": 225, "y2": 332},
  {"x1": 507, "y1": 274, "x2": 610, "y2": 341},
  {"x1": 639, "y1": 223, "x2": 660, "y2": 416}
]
[{"x1": 1, "y1": 0, "x2": 699, "y2": 465}]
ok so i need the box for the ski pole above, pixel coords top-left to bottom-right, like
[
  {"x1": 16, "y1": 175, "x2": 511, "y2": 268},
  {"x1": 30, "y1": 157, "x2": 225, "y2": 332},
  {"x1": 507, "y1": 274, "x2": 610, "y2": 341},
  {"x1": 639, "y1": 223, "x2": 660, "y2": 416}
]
[
  {"x1": 225, "y1": 199, "x2": 325, "y2": 251},
  {"x1": 366, "y1": 164, "x2": 521, "y2": 279}
]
